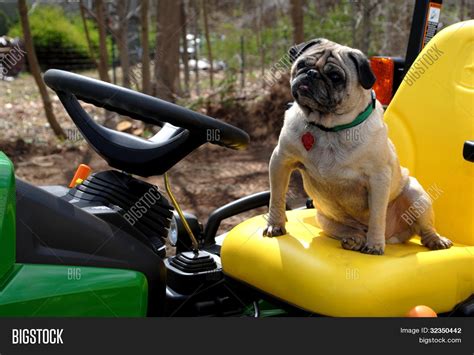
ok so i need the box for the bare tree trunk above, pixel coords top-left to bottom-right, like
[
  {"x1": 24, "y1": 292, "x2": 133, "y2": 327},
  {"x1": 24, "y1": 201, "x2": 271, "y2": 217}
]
[
  {"x1": 350, "y1": 2, "x2": 357, "y2": 47},
  {"x1": 193, "y1": 0, "x2": 200, "y2": 96},
  {"x1": 290, "y1": 0, "x2": 304, "y2": 44},
  {"x1": 79, "y1": 0, "x2": 98, "y2": 70},
  {"x1": 117, "y1": 0, "x2": 131, "y2": 88},
  {"x1": 271, "y1": 21, "x2": 277, "y2": 63},
  {"x1": 18, "y1": 0, "x2": 65, "y2": 139},
  {"x1": 353, "y1": 0, "x2": 377, "y2": 54},
  {"x1": 256, "y1": 0, "x2": 265, "y2": 88},
  {"x1": 155, "y1": 0, "x2": 181, "y2": 101},
  {"x1": 140, "y1": 0, "x2": 151, "y2": 94},
  {"x1": 180, "y1": 0, "x2": 190, "y2": 96},
  {"x1": 360, "y1": 0, "x2": 374, "y2": 54},
  {"x1": 240, "y1": 35, "x2": 245, "y2": 91},
  {"x1": 95, "y1": 0, "x2": 111, "y2": 82},
  {"x1": 318, "y1": 0, "x2": 336, "y2": 16},
  {"x1": 202, "y1": 0, "x2": 214, "y2": 90},
  {"x1": 381, "y1": 0, "x2": 411, "y2": 57}
]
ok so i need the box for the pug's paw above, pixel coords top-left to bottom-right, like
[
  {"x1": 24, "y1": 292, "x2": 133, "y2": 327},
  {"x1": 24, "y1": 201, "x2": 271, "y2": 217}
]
[
  {"x1": 424, "y1": 235, "x2": 453, "y2": 250},
  {"x1": 341, "y1": 235, "x2": 366, "y2": 251},
  {"x1": 361, "y1": 243, "x2": 385, "y2": 255},
  {"x1": 263, "y1": 225, "x2": 287, "y2": 237}
]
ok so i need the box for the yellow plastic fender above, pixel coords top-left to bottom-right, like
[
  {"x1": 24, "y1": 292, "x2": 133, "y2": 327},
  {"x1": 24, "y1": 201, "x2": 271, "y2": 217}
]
[{"x1": 221, "y1": 20, "x2": 474, "y2": 316}]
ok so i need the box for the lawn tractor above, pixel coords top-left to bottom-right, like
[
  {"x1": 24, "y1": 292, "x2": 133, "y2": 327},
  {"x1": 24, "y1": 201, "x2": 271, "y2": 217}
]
[{"x1": 0, "y1": 2, "x2": 473, "y2": 317}]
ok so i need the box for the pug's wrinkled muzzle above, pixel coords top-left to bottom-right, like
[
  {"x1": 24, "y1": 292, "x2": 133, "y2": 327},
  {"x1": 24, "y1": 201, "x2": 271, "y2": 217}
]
[{"x1": 291, "y1": 73, "x2": 334, "y2": 113}]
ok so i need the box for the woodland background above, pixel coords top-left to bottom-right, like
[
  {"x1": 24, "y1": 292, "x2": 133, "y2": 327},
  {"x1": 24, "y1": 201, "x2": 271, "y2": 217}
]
[{"x1": 0, "y1": 0, "x2": 472, "y2": 228}]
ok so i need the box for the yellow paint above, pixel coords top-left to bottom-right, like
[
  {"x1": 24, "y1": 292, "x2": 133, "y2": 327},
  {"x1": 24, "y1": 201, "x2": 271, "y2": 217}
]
[{"x1": 385, "y1": 20, "x2": 474, "y2": 246}]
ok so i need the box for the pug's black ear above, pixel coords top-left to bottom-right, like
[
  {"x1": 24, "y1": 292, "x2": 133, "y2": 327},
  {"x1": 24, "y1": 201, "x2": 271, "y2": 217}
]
[
  {"x1": 348, "y1": 51, "x2": 376, "y2": 89},
  {"x1": 288, "y1": 38, "x2": 324, "y2": 63}
]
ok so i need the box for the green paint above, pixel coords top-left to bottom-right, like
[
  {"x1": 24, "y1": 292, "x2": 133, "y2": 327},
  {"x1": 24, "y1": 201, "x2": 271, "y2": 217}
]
[
  {"x1": 0, "y1": 152, "x2": 148, "y2": 317},
  {"x1": 0, "y1": 152, "x2": 15, "y2": 280},
  {"x1": 0, "y1": 264, "x2": 148, "y2": 317},
  {"x1": 243, "y1": 300, "x2": 288, "y2": 317}
]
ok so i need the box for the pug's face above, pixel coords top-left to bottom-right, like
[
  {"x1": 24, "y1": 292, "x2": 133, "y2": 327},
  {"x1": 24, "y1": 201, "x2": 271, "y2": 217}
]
[{"x1": 289, "y1": 39, "x2": 376, "y2": 115}]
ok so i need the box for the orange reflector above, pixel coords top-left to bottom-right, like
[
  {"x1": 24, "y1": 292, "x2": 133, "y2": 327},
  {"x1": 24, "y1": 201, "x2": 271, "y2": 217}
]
[
  {"x1": 370, "y1": 56, "x2": 394, "y2": 106},
  {"x1": 406, "y1": 305, "x2": 437, "y2": 318},
  {"x1": 69, "y1": 164, "x2": 91, "y2": 188}
]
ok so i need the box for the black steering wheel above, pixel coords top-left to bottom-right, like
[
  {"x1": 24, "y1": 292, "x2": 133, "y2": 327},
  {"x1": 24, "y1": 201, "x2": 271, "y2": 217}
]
[{"x1": 44, "y1": 69, "x2": 250, "y2": 177}]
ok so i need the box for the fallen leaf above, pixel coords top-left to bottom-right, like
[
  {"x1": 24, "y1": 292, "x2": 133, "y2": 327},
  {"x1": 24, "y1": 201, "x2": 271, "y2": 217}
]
[
  {"x1": 133, "y1": 128, "x2": 144, "y2": 136},
  {"x1": 117, "y1": 120, "x2": 133, "y2": 132}
]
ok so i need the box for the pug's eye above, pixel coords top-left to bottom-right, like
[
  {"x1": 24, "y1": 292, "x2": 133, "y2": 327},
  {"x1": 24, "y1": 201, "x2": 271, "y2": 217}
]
[
  {"x1": 296, "y1": 60, "x2": 306, "y2": 70},
  {"x1": 328, "y1": 72, "x2": 342, "y2": 82}
]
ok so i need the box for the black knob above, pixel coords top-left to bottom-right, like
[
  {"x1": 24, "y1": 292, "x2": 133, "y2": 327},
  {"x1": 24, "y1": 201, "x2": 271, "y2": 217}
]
[{"x1": 463, "y1": 140, "x2": 474, "y2": 162}]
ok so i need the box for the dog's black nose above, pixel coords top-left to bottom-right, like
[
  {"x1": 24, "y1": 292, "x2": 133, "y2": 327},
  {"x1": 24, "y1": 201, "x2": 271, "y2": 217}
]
[{"x1": 307, "y1": 69, "x2": 320, "y2": 79}]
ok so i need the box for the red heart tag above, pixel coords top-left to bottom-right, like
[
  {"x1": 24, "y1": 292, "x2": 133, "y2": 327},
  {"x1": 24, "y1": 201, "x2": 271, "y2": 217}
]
[{"x1": 301, "y1": 132, "x2": 315, "y2": 151}]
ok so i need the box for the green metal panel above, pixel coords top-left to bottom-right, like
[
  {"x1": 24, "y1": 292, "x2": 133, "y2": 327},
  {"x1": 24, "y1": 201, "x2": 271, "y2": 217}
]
[
  {"x1": 0, "y1": 263, "x2": 148, "y2": 316},
  {"x1": 243, "y1": 300, "x2": 288, "y2": 317},
  {"x1": 0, "y1": 152, "x2": 15, "y2": 280},
  {"x1": 0, "y1": 152, "x2": 148, "y2": 316}
]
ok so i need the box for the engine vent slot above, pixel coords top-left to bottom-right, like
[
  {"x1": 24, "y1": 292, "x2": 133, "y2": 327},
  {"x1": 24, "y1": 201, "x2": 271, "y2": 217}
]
[{"x1": 67, "y1": 170, "x2": 173, "y2": 253}]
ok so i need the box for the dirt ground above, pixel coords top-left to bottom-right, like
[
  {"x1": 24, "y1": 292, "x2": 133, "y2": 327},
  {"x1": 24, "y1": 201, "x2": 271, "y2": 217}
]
[{"x1": 0, "y1": 72, "x2": 307, "y2": 234}]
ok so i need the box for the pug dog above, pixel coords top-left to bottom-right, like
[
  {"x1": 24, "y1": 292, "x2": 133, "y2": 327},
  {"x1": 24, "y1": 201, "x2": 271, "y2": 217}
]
[{"x1": 263, "y1": 38, "x2": 452, "y2": 255}]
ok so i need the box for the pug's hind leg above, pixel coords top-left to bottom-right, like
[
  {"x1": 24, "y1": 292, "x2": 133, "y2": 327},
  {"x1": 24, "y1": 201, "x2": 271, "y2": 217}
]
[
  {"x1": 317, "y1": 212, "x2": 366, "y2": 251},
  {"x1": 415, "y1": 208, "x2": 452, "y2": 250},
  {"x1": 402, "y1": 178, "x2": 453, "y2": 250}
]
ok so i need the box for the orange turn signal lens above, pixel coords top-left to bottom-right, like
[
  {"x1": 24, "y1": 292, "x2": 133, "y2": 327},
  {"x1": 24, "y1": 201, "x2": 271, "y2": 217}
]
[
  {"x1": 69, "y1": 164, "x2": 92, "y2": 188},
  {"x1": 370, "y1": 56, "x2": 395, "y2": 106},
  {"x1": 406, "y1": 305, "x2": 437, "y2": 318}
]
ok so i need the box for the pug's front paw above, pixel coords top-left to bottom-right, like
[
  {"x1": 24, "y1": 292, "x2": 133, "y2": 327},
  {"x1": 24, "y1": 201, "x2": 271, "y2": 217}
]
[
  {"x1": 361, "y1": 243, "x2": 385, "y2": 255},
  {"x1": 424, "y1": 235, "x2": 453, "y2": 250},
  {"x1": 341, "y1": 235, "x2": 366, "y2": 251},
  {"x1": 263, "y1": 225, "x2": 286, "y2": 237}
]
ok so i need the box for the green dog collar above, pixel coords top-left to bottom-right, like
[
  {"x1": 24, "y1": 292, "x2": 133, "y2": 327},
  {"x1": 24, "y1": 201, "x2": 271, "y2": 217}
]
[{"x1": 306, "y1": 90, "x2": 376, "y2": 132}]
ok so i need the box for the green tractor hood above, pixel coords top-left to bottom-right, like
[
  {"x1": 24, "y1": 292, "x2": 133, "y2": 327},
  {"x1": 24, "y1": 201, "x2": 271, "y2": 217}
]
[
  {"x1": 0, "y1": 152, "x2": 148, "y2": 317},
  {"x1": 0, "y1": 152, "x2": 15, "y2": 280}
]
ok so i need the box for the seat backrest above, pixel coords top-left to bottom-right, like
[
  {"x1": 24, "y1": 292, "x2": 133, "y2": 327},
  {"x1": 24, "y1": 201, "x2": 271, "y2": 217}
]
[{"x1": 384, "y1": 20, "x2": 474, "y2": 245}]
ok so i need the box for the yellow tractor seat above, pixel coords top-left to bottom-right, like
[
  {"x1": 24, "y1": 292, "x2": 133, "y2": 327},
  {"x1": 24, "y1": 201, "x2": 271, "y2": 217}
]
[
  {"x1": 222, "y1": 210, "x2": 474, "y2": 316},
  {"x1": 221, "y1": 20, "x2": 474, "y2": 316}
]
